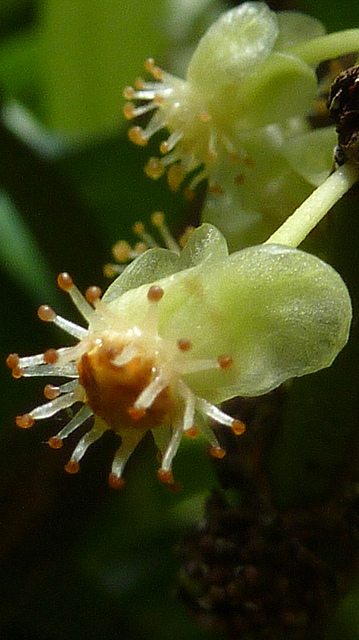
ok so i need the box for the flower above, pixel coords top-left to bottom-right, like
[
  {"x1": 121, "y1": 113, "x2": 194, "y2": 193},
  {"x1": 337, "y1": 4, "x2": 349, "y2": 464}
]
[
  {"x1": 124, "y1": 2, "x2": 359, "y2": 248},
  {"x1": 7, "y1": 224, "x2": 352, "y2": 487}
]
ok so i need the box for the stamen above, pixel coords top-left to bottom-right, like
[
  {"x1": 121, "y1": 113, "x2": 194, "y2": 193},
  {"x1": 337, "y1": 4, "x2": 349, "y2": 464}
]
[
  {"x1": 134, "y1": 374, "x2": 168, "y2": 410},
  {"x1": 133, "y1": 221, "x2": 158, "y2": 248},
  {"x1": 44, "y1": 384, "x2": 60, "y2": 399},
  {"x1": 127, "y1": 407, "x2": 146, "y2": 421},
  {"x1": 157, "y1": 469, "x2": 174, "y2": 484},
  {"x1": 30, "y1": 391, "x2": 77, "y2": 420},
  {"x1": 207, "y1": 132, "x2": 218, "y2": 162},
  {"x1": 65, "y1": 460, "x2": 80, "y2": 474},
  {"x1": 68, "y1": 421, "x2": 109, "y2": 463},
  {"x1": 57, "y1": 272, "x2": 73, "y2": 291},
  {"x1": 209, "y1": 446, "x2": 227, "y2": 459},
  {"x1": 110, "y1": 431, "x2": 146, "y2": 484},
  {"x1": 167, "y1": 163, "x2": 186, "y2": 191},
  {"x1": 59, "y1": 380, "x2": 79, "y2": 393},
  {"x1": 57, "y1": 273, "x2": 95, "y2": 324},
  {"x1": 108, "y1": 474, "x2": 126, "y2": 490},
  {"x1": 44, "y1": 380, "x2": 78, "y2": 401},
  {"x1": 187, "y1": 169, "x2": 208, "y2": 194},
  {"x1": 179, "y1": 226, "x2": 195, "y2": 248},
  {"x1": 123, "y1": 101, "x2": 157, "y2": 120},
  {"x1": 43, "y1": 348, "x2": 58, "y2": 364},
  {"x1": 145, "y1": 57, "x2": 163, "y2": 80},
  {"x1": 184, "y1": 426, "x2": 199, "y2": 439},
  {"x1": 147, "y1": 285, "x2": 164, "y2": 303},
  {"x1": 231, "y1": 419, "x2": 246, "y2": 436},
  {"x1": 103, "y1": 264, "x2": 123, "y2": 278},
  {"x1": 16, "y1": 413, "x2": 35, "y2": 429},
  {"x1": 160, "y1": 422, "x2": 183, "y2": 472},
  {"x1": 48, "y1": 436, "x2": 63, "y2": 449},
  {"x1": 112, "y1": 240, "x2": 132, "y2": 262},
  {"x1": 38, "y1": 305, "x2": 56, "y2": 322},
  {"x1": 85, "y1": 286, "x2": 102, "y2": 305},
  {"x1": 196, "y1": 397, "x2": 238, "y2": 429},
  {"x1": 178, "y1": 380, "x2": 196, "y2": 432},
  {"x1": 21, "y1": 362, "x2": 78, "y2": 378},
  {"x1": 160, "y1": 130, "x2": 184, "y2": 155},
  {"x1": 112, "y1": 344, "x2": 138, "y2": 367},
  {"x1": 123, "y1": 86, "x2": 135, "y2": 99},
  {"x1": 134, "y1": 77, "x2": 144, "y2": 90},
  {"x1": 55, "y1": 404, "x2": 93, "y2": 440},
  {"x1": 128, "y1": 126, "x2": 149, "y2": 146},
  {"x1": 6, "y1": 353, "x2": 19, "y2": 370},
  {"x1": 151, "y1": 211, "x2": 181, "y2": 253},
  {"x1": 145, "y1": 157, "x2": 166, "y2": 180},
  {"x1": 17, "y1": 353, "x2": 45, "y2": 368}
]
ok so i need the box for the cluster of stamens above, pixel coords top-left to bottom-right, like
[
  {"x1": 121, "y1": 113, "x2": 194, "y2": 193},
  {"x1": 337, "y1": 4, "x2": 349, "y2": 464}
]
[
  {"x1": 7, "y1": 270, "x2": 245, "y2": 489},
  {"x1": 104, "y1": 211, "x2": 194, "y2": 278},
  {"x1": 124, "y1": 58, "x2": 243, "y2": 197}
]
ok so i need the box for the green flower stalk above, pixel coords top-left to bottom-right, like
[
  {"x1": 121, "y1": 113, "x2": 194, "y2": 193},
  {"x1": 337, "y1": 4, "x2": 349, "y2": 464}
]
[
  {"x1": 7, "y1": 165, "x2": 355, "y2": 487},
  {"x1": 124, "y1": 2, "x2": 359, "y2": 248}
]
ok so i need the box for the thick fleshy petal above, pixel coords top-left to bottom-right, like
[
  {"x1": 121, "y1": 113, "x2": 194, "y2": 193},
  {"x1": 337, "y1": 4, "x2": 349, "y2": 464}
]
[
  {"x1": 187, "y1": 2, "x2": 279, "y2": 93},
  {"x1": 108, "y1": 237, "x2": 352, "y2": 403}
]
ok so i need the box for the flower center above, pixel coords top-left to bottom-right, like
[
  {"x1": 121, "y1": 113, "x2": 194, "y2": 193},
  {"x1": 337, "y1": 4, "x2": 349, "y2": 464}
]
[{"x1": 77, "y1": 334, "x2": 175, "y2": 432}]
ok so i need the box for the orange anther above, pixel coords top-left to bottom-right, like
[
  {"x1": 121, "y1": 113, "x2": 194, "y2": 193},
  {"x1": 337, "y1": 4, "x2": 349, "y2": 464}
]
[
  {"x1": 85, "y1": 286, "x2": 102, "y2": 304},
  {"x1": 133, "y1": 221, "x2": 145, "y2": 236},
  {"x1": 145, "y1": 157, "x2": 166, "y2": 180},
  {"x1": 157, "y1": 469, "x2": 174, "y2": 484},
  {"x1": 147, "y1": 285, "x2": 164, "y2": 303},
  {"x1": 108, "y1": 473, "x2": 126, "y2": 490},
  {"x1": 57, "y1": 272, "x2": 73, "y2": 291},
  {"x1": 37, "y1": 305, "x2": 56, "y2": 322},
  {"x1": 112, "y1": 240, "x2": 131, "y2": 262},
  {"x1": 123, "y1": 86, "x2": 135, "y2": 100},
  {"x1": 184, "y1": 426, "x2": 199, "y2": 439},
  {"x1": 127, "y1": 407, "x2": 146, "y2": 421},
  {"x1": 128, "y1": 126, "x2": 148, "y2": 146},
  {"x1": 160, "y1": 140, "x2": 170, "y2": 154},
  {"x1": 16, "y1": 414, "x2": 35, "y2": 429},
  {"x1": 43, "y1": 348, "x2": 59, "y2": 364},
  {"x1": 65, "y1": 460, "x2": 80, "y2": 475},
  {"x1": 6, "y1": 353, "x2": 19, "y2": 370},
  {"x1": 123, "y1": 102, "x2": 136, "y2": 120},
  {"x1": 209, "y1": 446, "x2": 226, "y2": 459},
  {"x1": 167, "y1": 163, "x2": 185, "y2": 191},
  {"x1": 231, "y1": 419, "x2": 246, "y2": 436},
  {"x1": 43, "y1": 384, "x2": 60, "y2": 400},
  {"x1": 12, "y1": 366, "x2": 24, "y2": 378},
  {"x1": 151, "y1": 211, "x2": 165, "y2": 227},
  {"x1": 48, "y1": 436, "x2": 63, "y2": 449},
  {"x1": 134, "y1": 77, "x2": 144, "y2": 90}
]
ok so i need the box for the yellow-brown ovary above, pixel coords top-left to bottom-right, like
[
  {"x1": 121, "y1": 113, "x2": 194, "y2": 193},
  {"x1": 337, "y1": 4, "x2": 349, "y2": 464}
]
[{"x1": 77, "y1": 338, "x2": 174, "y2": 433}]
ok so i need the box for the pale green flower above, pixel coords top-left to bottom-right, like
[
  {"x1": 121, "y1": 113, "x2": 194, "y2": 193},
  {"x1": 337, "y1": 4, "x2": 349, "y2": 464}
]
[
  {"x1": 7, "y1": 224, "x2": 352, "y2": 487},
  {"x1": 124, "y1": 2, "x2": 359, "y2": 248}
]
